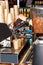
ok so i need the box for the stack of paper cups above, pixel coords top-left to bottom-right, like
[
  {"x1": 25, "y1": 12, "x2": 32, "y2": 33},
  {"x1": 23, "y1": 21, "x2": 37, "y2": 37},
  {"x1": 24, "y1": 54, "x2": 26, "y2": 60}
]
[
  {"x1": 1, "y1": 1, "x2": 6, "y2": 10},
  {"x1": 10, "y1": 8, "x2": 15, "y2": 23},
  {"x1": 7, "y1": 13, "x2": 13, "y2": 25},
  {"x1": 13, "y1": 39, "x2": 19, "y2": 50},
  {"x1": 5, "y1": 0, "x2": 9, "y2": 13},
  {"x1": 1, "y1": 2, "x2": 5, "y2": 22},
  {"x1": 0, "y1": 5, "x2": 4, "y2": 23},
  {"x1": 4, "y1": 9, "x2": 8, "y2": 23},
  {"x1": 14, "y1": 5, "x2": 19, "y2": 21}
]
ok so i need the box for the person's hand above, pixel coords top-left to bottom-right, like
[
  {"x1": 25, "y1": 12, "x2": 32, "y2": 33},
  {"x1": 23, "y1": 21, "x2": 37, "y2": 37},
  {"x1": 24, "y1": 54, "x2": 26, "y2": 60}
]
[{"x1": 17, "y1": 14, "x2": 27, "y2": 21}]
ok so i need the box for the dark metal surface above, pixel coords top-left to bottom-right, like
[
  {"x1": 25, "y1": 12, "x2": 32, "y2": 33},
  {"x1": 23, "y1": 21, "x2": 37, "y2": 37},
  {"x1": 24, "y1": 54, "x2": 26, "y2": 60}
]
[
  {"x1": 23, "y1": 45, "x2": 33, "y2": 63},
  {"x1": 33, "y1": 44, "x2": 43, "y2": 65}
]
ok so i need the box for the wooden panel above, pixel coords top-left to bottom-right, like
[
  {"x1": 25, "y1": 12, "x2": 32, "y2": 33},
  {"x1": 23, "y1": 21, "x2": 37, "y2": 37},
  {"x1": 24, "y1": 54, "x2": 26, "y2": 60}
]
[{"x1": 0, "y1": 63, "x2": 11, "y2": 65}]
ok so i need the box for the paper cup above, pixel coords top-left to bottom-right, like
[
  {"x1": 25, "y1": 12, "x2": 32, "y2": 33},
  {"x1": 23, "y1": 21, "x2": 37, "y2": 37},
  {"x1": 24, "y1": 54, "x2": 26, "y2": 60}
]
[
  {"x1": 5, "y1": 0, "x2": 9, "y2": 13},
  {"x1": 13, "y1": 39, "x2": 19, "y2": 50},
  {"x1": 1, "y1": 1, "x2": 6, "y2": 9}
]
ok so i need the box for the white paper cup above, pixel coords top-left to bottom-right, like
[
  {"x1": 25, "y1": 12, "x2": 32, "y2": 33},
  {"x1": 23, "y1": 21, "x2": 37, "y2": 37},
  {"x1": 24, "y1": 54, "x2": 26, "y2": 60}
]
[
  {"x1": 13, "y1": 39, "x2": 19, "y2": 50},
  {"x1": 5, "y1": 0, "x2": 9, "y2": 12}
]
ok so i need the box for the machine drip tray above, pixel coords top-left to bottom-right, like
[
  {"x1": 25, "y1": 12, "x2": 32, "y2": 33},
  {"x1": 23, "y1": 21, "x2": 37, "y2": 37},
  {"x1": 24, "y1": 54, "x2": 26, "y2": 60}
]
[{"x1": 0, "y1": 42, "x2": 30, "y2": 64}]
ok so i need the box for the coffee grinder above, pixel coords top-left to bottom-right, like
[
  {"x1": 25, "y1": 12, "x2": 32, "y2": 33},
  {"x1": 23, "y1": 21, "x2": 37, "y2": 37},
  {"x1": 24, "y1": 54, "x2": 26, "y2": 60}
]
[{"x1": 30, "y1": 7, "x2": 43, "y2": 65}]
